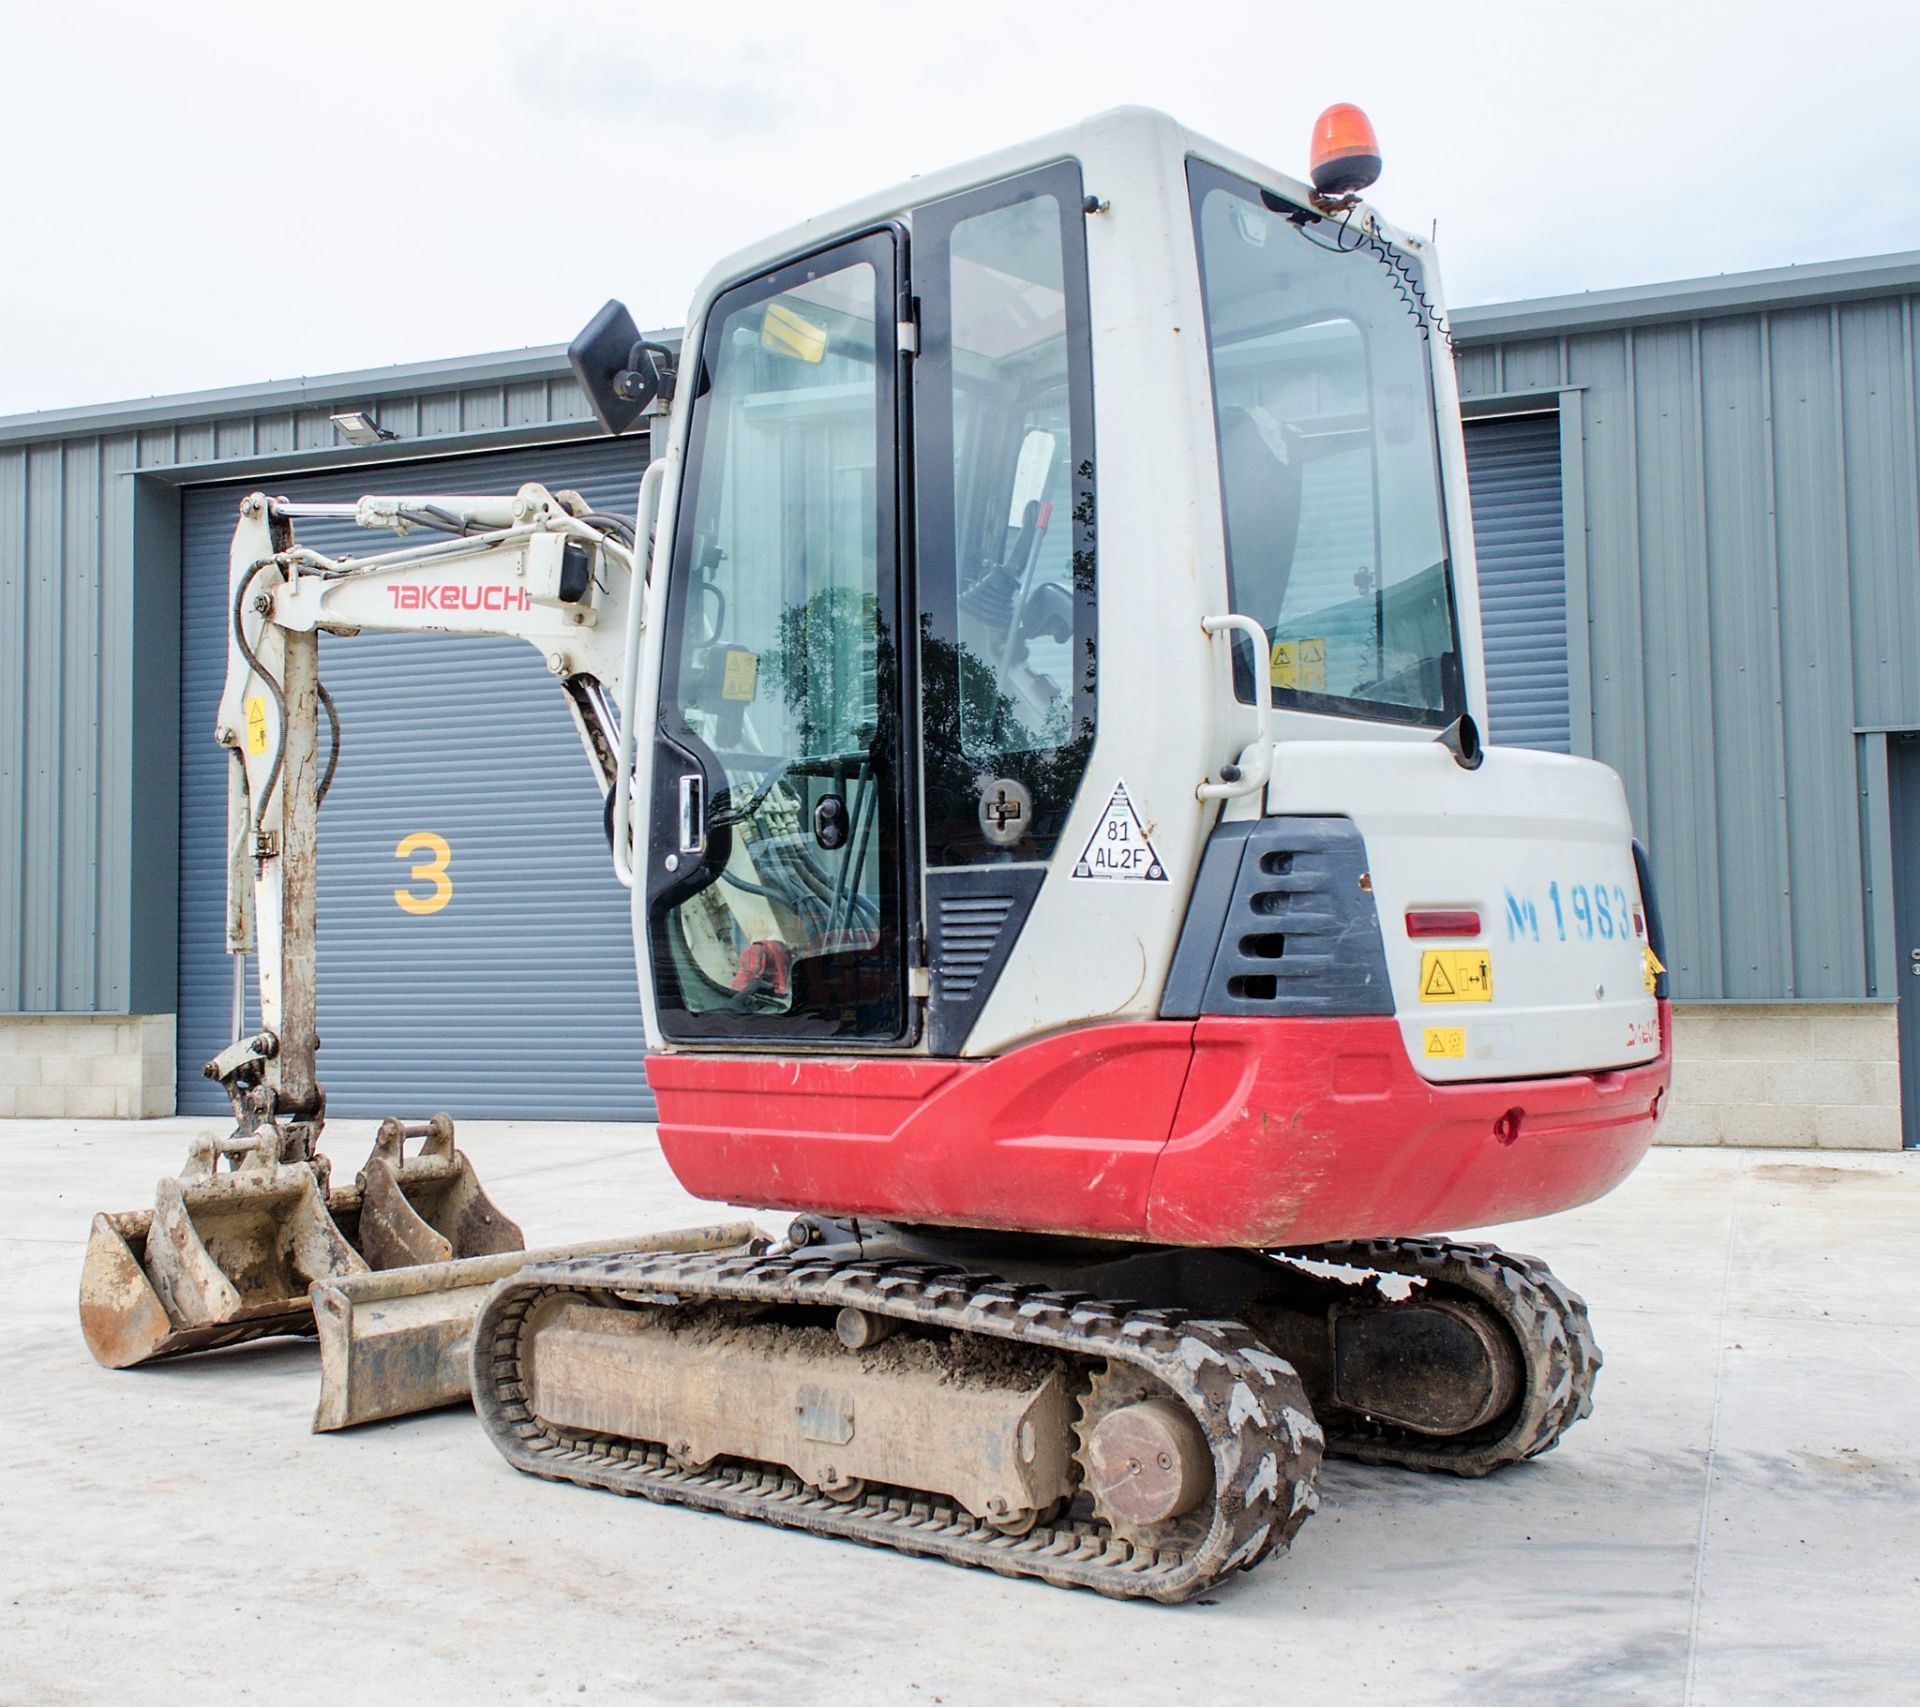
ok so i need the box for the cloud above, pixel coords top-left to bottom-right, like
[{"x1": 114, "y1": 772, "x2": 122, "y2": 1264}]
[{"x1": 513, "y1": 33, "x2": 797, "y2": 140}]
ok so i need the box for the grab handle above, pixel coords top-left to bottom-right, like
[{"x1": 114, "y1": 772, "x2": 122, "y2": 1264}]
[
  {"x1": 611, "y1": 458, "x2": 668, "y2": 890},
  {"x1": 1198, "y1": 614, "x2": 1274, "y2": 802}
]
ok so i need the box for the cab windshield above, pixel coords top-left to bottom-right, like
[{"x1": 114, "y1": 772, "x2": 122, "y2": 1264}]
[{"x1": 1189, "y1": 160, "x2": 1462, "y2": 726}]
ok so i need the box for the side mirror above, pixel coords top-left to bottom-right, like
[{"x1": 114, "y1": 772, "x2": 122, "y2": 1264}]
[{"x1": 569, "y1": 299, "x2": 678, "y2": 436}]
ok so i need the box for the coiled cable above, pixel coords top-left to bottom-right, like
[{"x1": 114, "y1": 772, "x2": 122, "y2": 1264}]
[{"x1": 1298, "y1": 203, "x2": 1453, "y2": 349}]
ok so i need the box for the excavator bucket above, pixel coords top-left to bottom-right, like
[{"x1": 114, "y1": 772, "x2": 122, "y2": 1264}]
[
  {"x1": 309, "y1": 1220, "x2": 762, "y2": 1431},
  {"x1": 79, "y1": 1115, "x2": 533, "y2": 1371},
  {"x1": 351, "y1": 1114, "x2": 525, "y2": 1269},
  {"x1": 79, "y1": 1135, "x2": 365, "y2": 1368}
]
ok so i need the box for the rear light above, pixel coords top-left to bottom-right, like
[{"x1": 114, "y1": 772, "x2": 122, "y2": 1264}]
[{"x1": 1405, "y1": 909, "x2": 1481, "y2": 938}]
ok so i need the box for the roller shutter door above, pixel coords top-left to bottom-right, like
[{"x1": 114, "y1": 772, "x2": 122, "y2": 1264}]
[
  {"x1": 176, "y1": 438, "x2": 655, "y2": 1120},
  {"x1": 1465, "y1": 412, "x2": 1571, "y2": 752}
]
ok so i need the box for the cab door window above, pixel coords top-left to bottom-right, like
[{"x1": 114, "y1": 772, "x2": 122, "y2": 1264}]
[
  {"x1": 915, "y1": 163, "x2": 1096, "y2": 865},
  {"x1": 650, "y1": 234, "x2": 907, "y2": 1042}
]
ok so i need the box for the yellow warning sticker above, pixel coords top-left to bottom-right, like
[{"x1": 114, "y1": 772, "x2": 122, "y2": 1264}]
[
  {"x1": 1270, "y1": 637, "x2": 1327, "y2": 692},
  {"x1": 244, "y1": 695, "x2": 269, "y2": 756},
  {"x1": 1642, "y1": 943, "x2": 1666, "y2": 994},
  {"x1": 1423, "y1": 1026, "x2": 1467, "y2": 1059},
  {"x1": 1421, "y1": 948, "x2": 1493, "y2": 1004},
  {"x1": 720, "y1": 648, "x2": 759, "y2": 703},
  {"x1": 761, "y1": 300, "x2": 829, "y2": 364}
]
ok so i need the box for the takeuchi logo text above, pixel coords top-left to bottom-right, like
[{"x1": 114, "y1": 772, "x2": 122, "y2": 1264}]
[{"x1": 388, "y1": 583, "x2": 532, "y2": 613}]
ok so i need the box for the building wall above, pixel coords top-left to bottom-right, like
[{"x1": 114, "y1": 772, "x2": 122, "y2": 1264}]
[
  {"x1": 0, "y1": 1015, "x2": 174, "y2": 1120},
  {"x1": 1454, "y1": 276, "x2": 1920, "y2": 1007},
  {"x1": 1661, "y1": 1003, "x2": 1900, "y2": 1150},
  {"x1": 0, "y1": 350, "x2": 605, "y2": 1021}
]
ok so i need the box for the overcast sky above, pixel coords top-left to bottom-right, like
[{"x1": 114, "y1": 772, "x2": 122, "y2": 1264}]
[{"x1": 3, "y1": 0, "x2": 1916, "y2": 417}]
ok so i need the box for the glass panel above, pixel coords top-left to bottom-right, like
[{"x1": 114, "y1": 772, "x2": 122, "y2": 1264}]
[
  {"x1": 948, "y1": 196, "x2": 1077, "y2": 757},
  {"x1": 917, "y1": 167, "x2": 1096, "y2": 865},
  {"x1": 654, "y1": 251, "x2": 902, "y2": 1039},
  {"x1": 1191, "y1": 165, "x2": 1461, "y2": 726}
]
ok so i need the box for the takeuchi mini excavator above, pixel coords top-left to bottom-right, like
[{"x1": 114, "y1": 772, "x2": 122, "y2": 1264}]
[{"x1": 88, "y1": 106, "x2": 1672, "y2": 1600}]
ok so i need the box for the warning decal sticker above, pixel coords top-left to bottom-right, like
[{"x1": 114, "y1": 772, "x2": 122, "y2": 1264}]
[
  {"x1": 245, "y1": 695, "x2": 269, "y2": 756},
  {"x1": 1071, "y1": 780, "x2": 1167, "y2": 882},
  {"x1": 1270, "y1": 637, "x2": 1327, "y2": 692},
  {"x1": 1420, "y1": 948, "x2": 1494, "y2": 1004}
]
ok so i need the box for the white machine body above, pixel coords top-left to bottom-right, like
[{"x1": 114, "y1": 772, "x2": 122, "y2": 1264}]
[{"x1": 216, "y1": 107, "x2": 1659, "y2": 1097}]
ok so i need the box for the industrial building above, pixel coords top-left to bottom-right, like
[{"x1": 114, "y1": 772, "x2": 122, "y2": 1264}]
[{"x1": 4, "y1": 249, "x2": 1918, "y2": 1148}]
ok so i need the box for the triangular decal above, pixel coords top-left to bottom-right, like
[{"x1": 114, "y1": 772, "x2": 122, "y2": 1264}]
[{"x1": 1071, "y1": 779, "x2": 1168, "y2": 882}]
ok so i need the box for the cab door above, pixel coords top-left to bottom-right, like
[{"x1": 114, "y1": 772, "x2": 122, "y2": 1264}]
[{"x1": 647, "y1": 230, "x2": 913, "y2": 1044}]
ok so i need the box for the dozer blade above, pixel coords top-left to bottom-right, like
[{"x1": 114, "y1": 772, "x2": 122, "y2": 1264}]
[
  {"x1": 80, "y1": 1139, "x2": 367, "y2": 1370},
  {"x1": 309, "y1": 1220, "x2": 761, "y2": 1432}
]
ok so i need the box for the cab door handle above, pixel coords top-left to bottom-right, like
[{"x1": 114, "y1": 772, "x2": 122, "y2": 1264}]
[{"x1": 678, "y1": 774, "x2": 707, "y2": 855}]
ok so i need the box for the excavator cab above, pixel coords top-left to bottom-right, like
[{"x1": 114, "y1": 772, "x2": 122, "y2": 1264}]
[
  {"x1": 629, "y1": 109, "x2": 1666, "y2": 1243},
  {"x1": 640, "y1": 169, "x2": 1097, "y2": 1055}
]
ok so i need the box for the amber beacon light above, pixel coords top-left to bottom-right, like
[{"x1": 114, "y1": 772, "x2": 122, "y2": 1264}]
[{"x1": 1309, "y1": 103, "x2": 1382, "y2": 197}]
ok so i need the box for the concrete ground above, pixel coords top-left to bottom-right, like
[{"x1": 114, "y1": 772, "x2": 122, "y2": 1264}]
[{"x1": 4, "y1": 1119, "x2": 1916, "y2": 1707}]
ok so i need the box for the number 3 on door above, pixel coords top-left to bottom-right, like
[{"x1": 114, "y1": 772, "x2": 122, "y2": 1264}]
[{"x1": 394, "y1": 831, "x2": 453, "y2": 915}]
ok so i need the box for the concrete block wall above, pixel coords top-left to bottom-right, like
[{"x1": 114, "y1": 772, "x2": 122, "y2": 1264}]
[
  {"x1": 1662, "y1": 1003, "x2": 1902, "y2": 1150},
  {"x1": 0, "y1": 1003, "x2": 1908, "y2": 1148},
  {"x1": 0, "y1": 1016, "x2": 176, "y2": 1119}
]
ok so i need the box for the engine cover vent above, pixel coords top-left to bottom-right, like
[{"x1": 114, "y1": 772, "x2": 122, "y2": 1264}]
[
  {"x1": 1161, "y1": 818, "x2": 1392, "y2": 1019},
  {"x1": 925, "y1": 865, "x2": 1047, "y2": 1055}
]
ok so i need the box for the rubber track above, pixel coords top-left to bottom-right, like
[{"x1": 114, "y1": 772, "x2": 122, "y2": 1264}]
[
  {"x1": 1272, "y1": 1237, "x2": 1600, "y2": 1477},
  {"x1": 473, "y1": 1249, "x2": 1323, "y2": 1602}
]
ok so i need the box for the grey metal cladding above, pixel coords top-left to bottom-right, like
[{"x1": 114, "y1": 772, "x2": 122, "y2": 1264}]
[
  {"x1": 1161, "y1": 818, "x2": 1391, "y2": 1019},
  {"x1": 1464, "y1": 413, "x2": 1570, "y2": 752},
  {"x1": 924, "y1": 865, "x2": 1046, "y2": 1055},
  {"x1": 1, "y1": 360, "x2": 606, "y2": 1016},
  {"x1": 1458, "y1": 282, "x2": 1920, "y2": 1002},
  {"x1": 12, "y1": 251, "x2": 1920, "y2": 1022},
  {"x1": 176, "y1": 439, "x2": 655, "y2": 1121}
]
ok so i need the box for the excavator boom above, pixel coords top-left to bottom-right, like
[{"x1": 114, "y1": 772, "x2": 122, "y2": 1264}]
[{"x1": 78, "y1": 472, "x2": 747, "y2": 1415}]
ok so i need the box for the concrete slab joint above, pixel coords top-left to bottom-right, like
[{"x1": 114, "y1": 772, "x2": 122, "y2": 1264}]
[
  {"x1": 0, "y1": 1015, "x2": 177, "y2": 1120},
  {"x1": 1662, "y1": 1003, "x2": 1902, "y2": 1149}
]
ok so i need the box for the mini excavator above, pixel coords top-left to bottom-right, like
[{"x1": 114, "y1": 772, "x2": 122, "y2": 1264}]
[{"x1": 83, "y1": 106, "x2": 1670, "y2": 1600}]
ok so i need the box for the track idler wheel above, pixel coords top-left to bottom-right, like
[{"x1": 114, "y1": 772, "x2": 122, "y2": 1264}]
[{"x1": 1262, "y1": 1239, "x2": 1601, "y2": 1476}]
